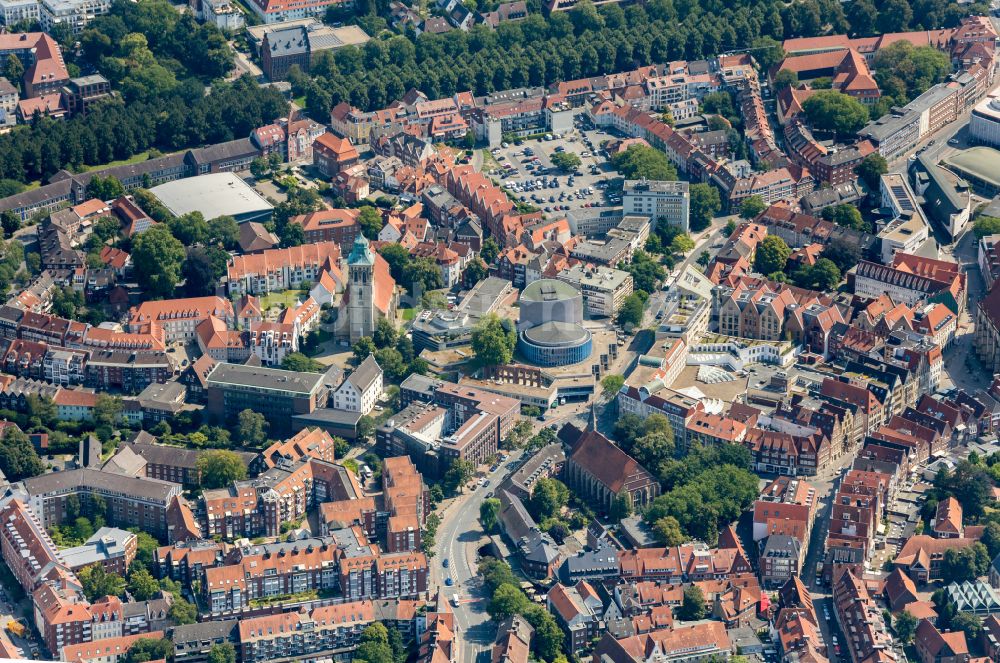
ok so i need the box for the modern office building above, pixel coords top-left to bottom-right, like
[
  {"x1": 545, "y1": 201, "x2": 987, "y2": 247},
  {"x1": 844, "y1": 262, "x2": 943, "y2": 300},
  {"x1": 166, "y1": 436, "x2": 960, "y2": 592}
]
[
  {"x1": 877, "y1": 174, "x2": 930, "y2": 263},
  {"x1": 557, "y1": 264, "x2": 634, "y2": 318},
  {"x1": 622, "y1": 179, "x2": 690, "y2": 231},
  {"x1": 204, "y1": 362, "x2": 335, "y2": 435},
  {"x1": 971, "y1": 94, "x2": 1000, "y2": 147}
]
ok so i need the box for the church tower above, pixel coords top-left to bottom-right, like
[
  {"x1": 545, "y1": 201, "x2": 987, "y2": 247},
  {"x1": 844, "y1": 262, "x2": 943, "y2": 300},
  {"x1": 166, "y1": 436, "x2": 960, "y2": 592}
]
[{"x1": 347, "y1": 234, "x2": 376, "y2": 342}]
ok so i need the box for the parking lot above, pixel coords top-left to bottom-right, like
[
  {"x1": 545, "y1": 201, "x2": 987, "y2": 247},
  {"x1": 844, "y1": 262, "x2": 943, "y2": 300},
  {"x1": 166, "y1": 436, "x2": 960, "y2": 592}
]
[{"x1": 486, "y1": 115, "x2": 625, "y2": 220}]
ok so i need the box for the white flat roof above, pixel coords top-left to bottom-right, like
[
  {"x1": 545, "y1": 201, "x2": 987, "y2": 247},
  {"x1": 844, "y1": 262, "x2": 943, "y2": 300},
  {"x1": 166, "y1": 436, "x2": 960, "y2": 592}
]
[{"x1": 150, "y1": 172, "x2": 273, "y2": 221}]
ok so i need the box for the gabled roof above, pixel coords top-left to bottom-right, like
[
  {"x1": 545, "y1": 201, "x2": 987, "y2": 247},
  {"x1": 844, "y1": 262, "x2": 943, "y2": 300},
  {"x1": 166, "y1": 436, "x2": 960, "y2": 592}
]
[{"x1": 568, "y1": 430, "x2": 656, "y2": 494}]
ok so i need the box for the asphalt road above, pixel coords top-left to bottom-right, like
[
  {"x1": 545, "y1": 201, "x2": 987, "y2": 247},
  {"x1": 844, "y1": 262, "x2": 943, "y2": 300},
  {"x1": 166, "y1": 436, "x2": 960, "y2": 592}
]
[{"x1": 430, "y1": 451, "x2": 525, "y2": 663}]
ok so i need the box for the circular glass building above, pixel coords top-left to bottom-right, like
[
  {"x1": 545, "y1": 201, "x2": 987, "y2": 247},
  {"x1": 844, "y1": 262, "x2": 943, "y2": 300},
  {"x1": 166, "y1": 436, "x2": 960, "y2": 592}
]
[
  {"x1": 519, "y1": 321, "x2": 593, "y2": 366},
  {"x1": 517, "y1": 279, "x2": 592, "y2": 366}
]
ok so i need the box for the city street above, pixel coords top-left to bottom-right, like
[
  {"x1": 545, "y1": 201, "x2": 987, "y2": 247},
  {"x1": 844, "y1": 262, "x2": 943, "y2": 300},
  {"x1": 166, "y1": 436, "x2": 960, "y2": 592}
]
[
  {"x1": 939, "y1": 228, "x2": 990, "y2": 393},
  {"x1": 429, "y1": 452, "x2": 525, "y2": 663}
]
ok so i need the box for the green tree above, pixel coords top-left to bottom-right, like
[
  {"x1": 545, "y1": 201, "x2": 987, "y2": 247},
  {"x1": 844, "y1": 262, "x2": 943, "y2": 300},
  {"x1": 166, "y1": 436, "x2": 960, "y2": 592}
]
[
  {"x1": 616, "y1": 292, "x2": 646, "y2": 329},
  {"x1": 793, "y1": 258, "x2": 841, "y2": 290},
  {"x1": 471, "y1": 313, "x2": 516, "y2": 366},
  {"x1": 281, "y1": 352, "x2": 324, "y2": 372},
  {"x1": 353, "y1": 336, "x2": 376, "y2": 363},
  {"x1": 208, "y1": 215, "x2": 240, "y2": 250},
  {"x1": 822, "y1": 238, "x2": 861, "y2": 273},
  {"x1": 530, "y1": 478, "x2": 570, "y2": 520},
  {"x1": 754, "y1": 235, "x2": 792, "y2": 275},
  {"x1": 856, "y1": 153, "x2": 888, "y2": 190},
  {"x1": 94, "y1": 394, "x2": 123, "y2": 428},
  {"x1": 250, "y1": 157, "x2": 271, "y2": 179},
  {"x1": 356, "y1": 415, "x2": 376, "y2": 445},
  {"x1": 197, "y1": 450, "x2": 248, "y2": 489},
  {"x1": 464, "y1": 257, "x2": 488, "y2": 285},
  {"x1": 237, "y1": 409, "x2": 267, "y2": 446},
  {"x1": 489, "y1": 583, "x2": 530, "y2": 621},
  {"x1": 373, "y1": 317, "x2": 398, "y2": 349},
  {"x1": 0, "y1": 211, "x2": 19, "y2": 238},
  {"x1": 802, "y1": 90, "x2": 869, "y2": 136},
  {"x1": 358, "y1": 206, "x2": 383, "y2": 240},
  {"x1": 601, "y1": 374, "x2": 625, "y2": 399},
  {"x1": 951, "y1": 612, "x2": 983, "y2": 642},
  {"x1": 444, "y1": 458, "x2": 475, "y2": 493},
  {"x1": 551, "y1": 151, "x2": 582, "y2": 171},
  {"x1": 679, "y1": 585, "x2": 706, "y2": 620},
  {"x1": 4, "y1": 54, "x2": 22, "y2": 90},
  {"x1": 670, "y1": 233, "x2": 695, "y2": 255},
  {"x1": 168, "y1": 598, "x2": 197, "y2": 625},
  {"x1": 689, "y1": 184, "x2": 720, "y2": 231},
  {"x1": 480, "y1": 238, "x2": 500, "y2": 265},
  {"x1": 621, "y1": 251, "x2": 665, "y2": 292},
  {"x1": 702, "y1": 92, "x2": 737, "y2": 122},
  {"x1": 480, "y1": 558, "x2": 519, "y2": 593},
  {"x1": 181, "y1": 244, "x2": 229, "y2": 297},
  {"x1": 980, "y1": 521, "x2": 1000, "y2": 559},
  {"x1": 378, "y1": 243, "x2": 410, "y2": 282},
  {"x1": 772, "y1": 69, "x2": 798, "y2": 91},
  {"x1": 168, "y1": 212, "x2": 208, "y2": 245},
  {"x1": 0, "y1": 427, "x2": 43, "y2": 481},
  {"x1": 130, "y1": 529, "x2": 160, "y2": 570},
  {"x1": 132, "y1": 224, "x2": 185, "y2": 297},
  {"x1": 631, "y1": 428, "x2": 675, "y2": 470},
  {"x1": 739, "y1": 195, "x2": 767, "y2": 220},
  {"x1": 610, "y1": 492, "x2": 632, "y2": 522},
  {"x1": 894, "y1": 610, "x2": 917, "y2": 644},
  {"x1": 611, "y1": 144, "x2": 678, "y2": 181},
  {"x1": 874, "y1": 41, "x2": 949, "y2": 102},
  {"x1": 974, "y1": 215, "x2": 1000, "y2": 239},
  {"x1": 652, "y1": 515, "x2": 686, "y2": 545},
  {"x1": 402, "y1": 257, "x2": 444, "y2": 295},
  {"x1": 941, "y1": 543, "x2": 991, "y2": 583},
  {"x1": 124, "y1": 638, "x2": 174, "y2": 663},
  {"x1": 524, "y1": 604, "x2": 564, "y2": 662},
  {"x1": 751, "y1": 37, "x2": 785, "y2": 72},
  {"x1": 86, "y1": 175, "x2": 125, "y2": 201},
  {"x1": 355, "y1": 623, "x2": 394, "y2": 663},
  {"x1": 848, "y1": 0, "x2": 878, "y2": 36},
  {"x1": 50, "y1": 286, "x2": 83, "y2": 319},
  {"x1": 127, "y1": 566, "x2": 160, "y2": 600},
  {"x1": 207, "y1": 644, "x2": 236, "y2": 663},
  {"x1": 821, "y1": 204, "x2": 866, "y2": 231},
  {"x1": 79, "y1": 563, "x2": 126, "y2": 601},
  {"x1": 480, "y1": 498, "x2": 501, "y2": 534}
]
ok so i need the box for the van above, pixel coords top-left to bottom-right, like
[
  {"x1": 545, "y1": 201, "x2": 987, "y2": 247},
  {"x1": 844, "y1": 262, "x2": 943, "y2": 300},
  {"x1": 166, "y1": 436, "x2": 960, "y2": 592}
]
[{"x1": 451, "y1": 594, "x2": 460, "y2": 607}]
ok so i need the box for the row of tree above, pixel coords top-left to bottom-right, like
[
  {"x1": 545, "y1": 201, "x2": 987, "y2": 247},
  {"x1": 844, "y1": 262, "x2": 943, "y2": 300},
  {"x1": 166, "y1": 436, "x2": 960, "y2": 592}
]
[
  {"x1": 0, "y1": 0, "x2": 284, "y2": 184},
  {"x1": 294, "y1": 0, "x2": 982, "y2": 119}
]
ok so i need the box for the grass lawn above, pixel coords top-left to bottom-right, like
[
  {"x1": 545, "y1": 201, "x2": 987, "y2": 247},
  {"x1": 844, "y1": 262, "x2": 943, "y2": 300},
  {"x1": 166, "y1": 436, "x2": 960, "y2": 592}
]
[
  {"x1": 261, "y1": 290, "x2": 307, "y2": 310},
  {"x1": 401, "y1": 307, "x2": 417, "y2": 321},
  {"x1": 293, "y1": 95, "x2": 307, "y2": 108},
  {"x1": 481, "y1": 149, "x2": 501, "y2": 170},
  {"x1": 76, "y1": 150, "x2": 155, "y2": 174}
]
